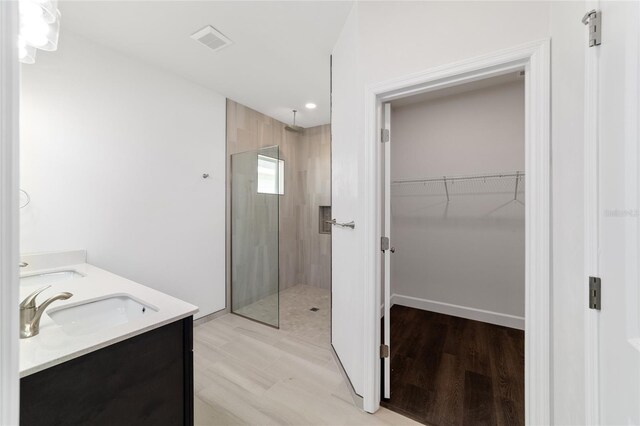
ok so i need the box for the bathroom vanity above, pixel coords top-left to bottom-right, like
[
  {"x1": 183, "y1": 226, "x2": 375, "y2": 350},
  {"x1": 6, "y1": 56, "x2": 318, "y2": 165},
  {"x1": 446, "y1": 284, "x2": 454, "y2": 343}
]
[{"x1": 18, "y1": 251, "x2": 198, "y2": 426}]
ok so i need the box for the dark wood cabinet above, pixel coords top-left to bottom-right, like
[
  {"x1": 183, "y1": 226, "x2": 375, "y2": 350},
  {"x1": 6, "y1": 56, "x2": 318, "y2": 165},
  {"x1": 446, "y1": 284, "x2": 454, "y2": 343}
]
[{"x1": 20, "y1": 316, "x2": 194, "y2": 426}]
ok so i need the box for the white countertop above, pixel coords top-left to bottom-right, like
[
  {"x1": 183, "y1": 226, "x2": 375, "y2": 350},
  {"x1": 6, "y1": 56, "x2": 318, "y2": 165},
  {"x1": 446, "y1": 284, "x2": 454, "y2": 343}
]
[{"x1": 19, "y1": 250, "x2": 199, "y2": 378}]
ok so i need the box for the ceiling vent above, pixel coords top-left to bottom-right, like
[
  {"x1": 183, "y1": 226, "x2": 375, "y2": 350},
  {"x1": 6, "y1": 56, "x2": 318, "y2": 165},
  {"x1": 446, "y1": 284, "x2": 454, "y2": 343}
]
[{"x1": 190, "y1": 25, "x2": 232, "y2": 53}]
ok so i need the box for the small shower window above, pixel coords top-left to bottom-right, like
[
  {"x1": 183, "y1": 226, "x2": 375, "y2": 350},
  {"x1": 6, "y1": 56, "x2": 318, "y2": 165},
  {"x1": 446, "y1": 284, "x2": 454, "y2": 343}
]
[{"x1": 257, "y1": 154, "x2": 284, "y2": 195}]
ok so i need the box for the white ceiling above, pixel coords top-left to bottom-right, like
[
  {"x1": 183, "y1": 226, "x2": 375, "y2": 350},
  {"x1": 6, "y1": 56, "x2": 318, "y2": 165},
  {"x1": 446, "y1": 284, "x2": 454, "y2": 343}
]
[{"x1": 59, "y1": 1, "x2": 354, "y2": 128}]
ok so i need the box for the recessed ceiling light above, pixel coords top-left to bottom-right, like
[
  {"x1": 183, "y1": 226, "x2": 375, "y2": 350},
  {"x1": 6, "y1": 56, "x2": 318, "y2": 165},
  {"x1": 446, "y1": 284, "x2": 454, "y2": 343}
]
[{"x1": 305, "y1": 103, "x2": 317, "y2": 109}]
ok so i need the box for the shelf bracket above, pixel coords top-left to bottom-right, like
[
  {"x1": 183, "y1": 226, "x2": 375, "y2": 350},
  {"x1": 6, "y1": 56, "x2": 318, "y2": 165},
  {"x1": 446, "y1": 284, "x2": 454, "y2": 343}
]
[{"x1": 443, "y1": 176, "x2": 450, "y2": 202}]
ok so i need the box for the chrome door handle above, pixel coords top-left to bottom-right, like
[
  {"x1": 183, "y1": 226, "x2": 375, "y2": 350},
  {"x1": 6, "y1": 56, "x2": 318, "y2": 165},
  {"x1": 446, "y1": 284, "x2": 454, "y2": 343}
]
[{"x1": 325, "y1": 219, "x2": 355, "y2": 229}]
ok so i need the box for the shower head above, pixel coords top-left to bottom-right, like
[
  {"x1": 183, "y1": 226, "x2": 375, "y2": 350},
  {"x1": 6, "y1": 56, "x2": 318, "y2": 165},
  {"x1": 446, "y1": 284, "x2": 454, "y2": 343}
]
[
  {"x1": 285, "y1": 125, "x2": 304, "y2": 133},
  {"x1": 285, "y1": 110, "x2": 304, "y2": 133}
]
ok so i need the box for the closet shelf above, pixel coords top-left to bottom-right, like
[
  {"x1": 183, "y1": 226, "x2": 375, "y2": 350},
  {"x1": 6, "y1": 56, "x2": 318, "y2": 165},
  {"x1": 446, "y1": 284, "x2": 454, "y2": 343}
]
[
  {"x1": 392, "y1": 171, "x2": 524, "y2": 185},
  {"x1": 391, "y1": 171, "x2": 525, "y2": 201}
]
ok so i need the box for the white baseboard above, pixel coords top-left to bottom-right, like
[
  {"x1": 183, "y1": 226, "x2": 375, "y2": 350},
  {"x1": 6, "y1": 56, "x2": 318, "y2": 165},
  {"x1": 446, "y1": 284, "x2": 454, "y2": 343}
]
[{"x1": 390, "y1": 294, "x2": 524, "y2": 330}]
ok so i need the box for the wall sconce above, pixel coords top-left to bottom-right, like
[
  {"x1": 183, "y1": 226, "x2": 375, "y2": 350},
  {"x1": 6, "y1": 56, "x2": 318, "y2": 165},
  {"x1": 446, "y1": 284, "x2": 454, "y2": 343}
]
[{"x1": 19, "y1": 0, "x2": 61, "y2": 64}]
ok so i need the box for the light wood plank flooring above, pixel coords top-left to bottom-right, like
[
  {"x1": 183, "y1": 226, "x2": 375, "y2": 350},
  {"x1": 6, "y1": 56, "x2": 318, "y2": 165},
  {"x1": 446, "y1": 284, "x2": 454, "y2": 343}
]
[{"x1": 194, "y1": 313, "x2": 419, "y2": 425}]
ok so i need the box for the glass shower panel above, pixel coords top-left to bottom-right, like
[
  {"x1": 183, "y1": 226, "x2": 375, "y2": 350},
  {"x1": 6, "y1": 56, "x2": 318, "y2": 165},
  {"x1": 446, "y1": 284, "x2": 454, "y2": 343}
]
[{"x1": 231, "y1": 146, "x2": 280, "y2": 327}]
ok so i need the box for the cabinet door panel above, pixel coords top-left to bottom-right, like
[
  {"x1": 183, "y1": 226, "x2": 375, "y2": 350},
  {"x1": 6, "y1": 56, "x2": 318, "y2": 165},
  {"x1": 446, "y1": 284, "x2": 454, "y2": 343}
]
[{"x1": 20, "y1": 318, "x2": 193, "y2": 426}]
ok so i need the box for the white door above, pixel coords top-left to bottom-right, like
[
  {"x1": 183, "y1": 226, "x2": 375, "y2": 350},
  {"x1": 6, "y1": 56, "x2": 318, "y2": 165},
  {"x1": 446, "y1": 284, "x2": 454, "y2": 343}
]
[
  {"x1": 330, "y1": 60, "x2": 365, "y2": 398},
  {"x1": 382, "y1": 102, "x2": 392, "y2": 399},
  {"x1": 593, "y1": 2, "x2": 640, "y2": 424}
]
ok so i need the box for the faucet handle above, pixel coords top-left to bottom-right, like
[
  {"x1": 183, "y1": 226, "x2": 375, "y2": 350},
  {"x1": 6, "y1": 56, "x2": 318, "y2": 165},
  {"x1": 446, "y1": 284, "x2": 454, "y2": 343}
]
[{"x1": 19, "y1": 285, "x2": 51, "y2": 310}]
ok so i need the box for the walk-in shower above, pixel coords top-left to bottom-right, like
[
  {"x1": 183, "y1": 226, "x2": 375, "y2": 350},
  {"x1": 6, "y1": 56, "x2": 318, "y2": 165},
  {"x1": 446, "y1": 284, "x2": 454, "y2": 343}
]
[{"x1": 226, "y1": 100, "x2": 331, "y2": 338}]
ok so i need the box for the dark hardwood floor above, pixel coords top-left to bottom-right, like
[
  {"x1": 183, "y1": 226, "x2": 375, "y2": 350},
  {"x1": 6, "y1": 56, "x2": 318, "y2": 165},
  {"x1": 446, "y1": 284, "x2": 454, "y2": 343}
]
[{"x1": 381, "y1": 306, "x2": 524, "y2": 426}]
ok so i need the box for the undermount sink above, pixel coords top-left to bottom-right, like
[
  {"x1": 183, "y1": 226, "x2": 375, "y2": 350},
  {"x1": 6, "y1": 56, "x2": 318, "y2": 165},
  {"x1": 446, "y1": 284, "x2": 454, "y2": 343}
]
[
  {"x1": 20, "y1": 270, "x2": 84, "y2": 287},
  {"x1": 47, "y1": 295, "x2": 157, "y2": 336}
]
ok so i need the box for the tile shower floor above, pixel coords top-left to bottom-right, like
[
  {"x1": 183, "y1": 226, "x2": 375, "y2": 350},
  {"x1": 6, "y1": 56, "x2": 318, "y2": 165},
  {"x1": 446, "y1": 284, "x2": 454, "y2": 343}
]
[
  {"x1": 234, "y1": 284, "x2": 331, "y2": 347},
  {"x1": 193, "y1": 312, "x2": 418, "y2": 425}
]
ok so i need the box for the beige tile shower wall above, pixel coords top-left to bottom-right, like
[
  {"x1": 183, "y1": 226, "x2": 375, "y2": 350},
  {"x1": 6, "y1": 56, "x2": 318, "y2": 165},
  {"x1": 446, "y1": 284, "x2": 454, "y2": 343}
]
[
  {"x1": 226, "y1": 100, "x2": 301, "y2": 294},
  {"x1": 297, "y1": 125, "x2": 332, "y2": 290},
  {"x1": 279, "y1": 126, "x2": 301, "y2": 291},
  {"x1": 226, "y1": 100, "x2": 331, "y2": 296}
]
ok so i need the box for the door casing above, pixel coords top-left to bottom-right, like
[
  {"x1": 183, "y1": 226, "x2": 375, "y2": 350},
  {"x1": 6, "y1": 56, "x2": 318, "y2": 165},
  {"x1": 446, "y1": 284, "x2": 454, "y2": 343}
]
[
  {"x1": 362, "y1": 39, "x2": 551, "y2": 424},
  {"x1": 0, "y1": 2, "x2": 21, "y2": 425},
  {"x1": 583, "y1": 1, "x2": 640, "y2": 424}
]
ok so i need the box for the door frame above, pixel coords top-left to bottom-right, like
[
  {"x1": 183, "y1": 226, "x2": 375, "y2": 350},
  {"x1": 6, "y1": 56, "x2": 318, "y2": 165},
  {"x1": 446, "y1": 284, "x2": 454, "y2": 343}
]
[
  {"x1": 583, "y1": 3, "x2": 640, "y2": 424},
  {"x1": 0, "y1": 1, "x2": 21, "y2": 424},
  {"x1": 361, "y1": 39, "x2": 551, "y2": 424},
  {"x1": 583, "y1": 3, "x2": 599, "y2": 423}
]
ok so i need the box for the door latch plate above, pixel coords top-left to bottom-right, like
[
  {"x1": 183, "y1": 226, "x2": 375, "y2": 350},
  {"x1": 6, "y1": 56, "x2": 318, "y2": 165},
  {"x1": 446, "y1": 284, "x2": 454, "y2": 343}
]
[
  {"x1": 380, "y1": 344, "x2": 389, "y2": 358},
  {"x1": 381, "y1": 236, "x2": 390, "y2": 251}
]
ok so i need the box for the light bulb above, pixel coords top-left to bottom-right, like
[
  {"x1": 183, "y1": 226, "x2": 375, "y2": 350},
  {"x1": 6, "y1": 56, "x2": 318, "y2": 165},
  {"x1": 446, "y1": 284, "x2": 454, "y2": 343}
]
[
  {"x1": 32, "y1": 0, "x2": 58, "y2": 24},
  {"x1": 19, "y1": 1, "x2": 43, "y2": 21},
  {"x1": 18, "y1": 37, "x2": 37, "y2": 64},
  {"x1": 37, "y1": 10, "x2": 60, "y2": 51},
  {"x1": 19, "y1": 0, "x2": 60, "y2": 52},
  {"x1": 21, "y1": 19, "x2": 49, "y2": 47}
]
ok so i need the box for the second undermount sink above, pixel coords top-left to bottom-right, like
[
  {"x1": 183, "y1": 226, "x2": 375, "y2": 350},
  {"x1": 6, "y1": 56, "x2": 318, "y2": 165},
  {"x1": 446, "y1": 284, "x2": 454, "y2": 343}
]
[
  {"x1": 47, "y1": 295, "x2": 158, "y2": 336},
  {"x1": 20, "y1": 270, "x2": 84, "y2": 287}
]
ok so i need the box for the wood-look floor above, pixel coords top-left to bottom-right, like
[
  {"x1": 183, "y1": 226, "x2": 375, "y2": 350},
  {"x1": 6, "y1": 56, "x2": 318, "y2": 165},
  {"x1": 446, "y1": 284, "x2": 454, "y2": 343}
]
[
  {"x1": 194, "y1": 313, "x2": 420, "y2": 425},
  {"x1": 381, "y1": 306, "x2": 524, "y2": 426}
]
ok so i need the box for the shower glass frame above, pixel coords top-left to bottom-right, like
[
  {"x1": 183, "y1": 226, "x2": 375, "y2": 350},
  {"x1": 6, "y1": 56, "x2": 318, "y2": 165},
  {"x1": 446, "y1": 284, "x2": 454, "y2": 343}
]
[{"x1": 230, "y1": 145, "x2": 280, "y2": 328}]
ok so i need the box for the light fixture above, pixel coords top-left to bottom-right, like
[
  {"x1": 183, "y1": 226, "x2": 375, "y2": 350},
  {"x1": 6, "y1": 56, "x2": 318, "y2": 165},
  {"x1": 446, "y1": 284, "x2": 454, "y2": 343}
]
[
  {"x1": 305, "y1": 103, "x2": 317, "y2": 110},
  {"x1": 18, "y1": 0, "x2": 61, "y2": 64},
  {"x1": 18, "y1": 37, "x2": 37, "y2": 64}
]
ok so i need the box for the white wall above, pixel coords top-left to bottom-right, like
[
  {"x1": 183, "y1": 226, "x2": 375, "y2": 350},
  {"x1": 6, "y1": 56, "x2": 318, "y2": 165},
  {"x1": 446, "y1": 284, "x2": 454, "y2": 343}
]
[
  {"x1": 20, "y1": 32, "x2": 227, "y2": 319},
  {"x1": 332, "y1": 1, "x2": 588, "y2": 421},
  {"x1": 391, "y1": 81, "x2": 525, "y2": 323}
]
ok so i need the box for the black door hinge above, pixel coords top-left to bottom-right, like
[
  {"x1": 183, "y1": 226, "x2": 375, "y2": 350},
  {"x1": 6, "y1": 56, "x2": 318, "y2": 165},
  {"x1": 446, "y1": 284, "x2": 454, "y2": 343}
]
[{"x1": 589, "y1": 276, "x2": 601, "y2": 310}]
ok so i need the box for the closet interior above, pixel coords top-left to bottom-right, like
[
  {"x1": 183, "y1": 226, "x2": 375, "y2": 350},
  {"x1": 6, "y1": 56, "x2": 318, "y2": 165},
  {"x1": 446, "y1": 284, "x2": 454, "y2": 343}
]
[{"x1": 382, "y1": 73, "x2": 526, "y2": 426}]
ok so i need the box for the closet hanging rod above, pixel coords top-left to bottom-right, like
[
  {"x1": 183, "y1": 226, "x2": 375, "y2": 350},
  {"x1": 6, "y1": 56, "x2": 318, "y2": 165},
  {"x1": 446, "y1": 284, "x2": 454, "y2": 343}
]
[{"x1": 391, "y1": 171, "x2": 524, "y2": 185}]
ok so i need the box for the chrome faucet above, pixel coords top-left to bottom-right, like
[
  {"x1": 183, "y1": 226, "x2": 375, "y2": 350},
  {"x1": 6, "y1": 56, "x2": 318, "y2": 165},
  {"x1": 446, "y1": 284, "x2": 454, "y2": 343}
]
[{"x1": 20, "y1": 285, "x2": 72, "y2": 339}]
